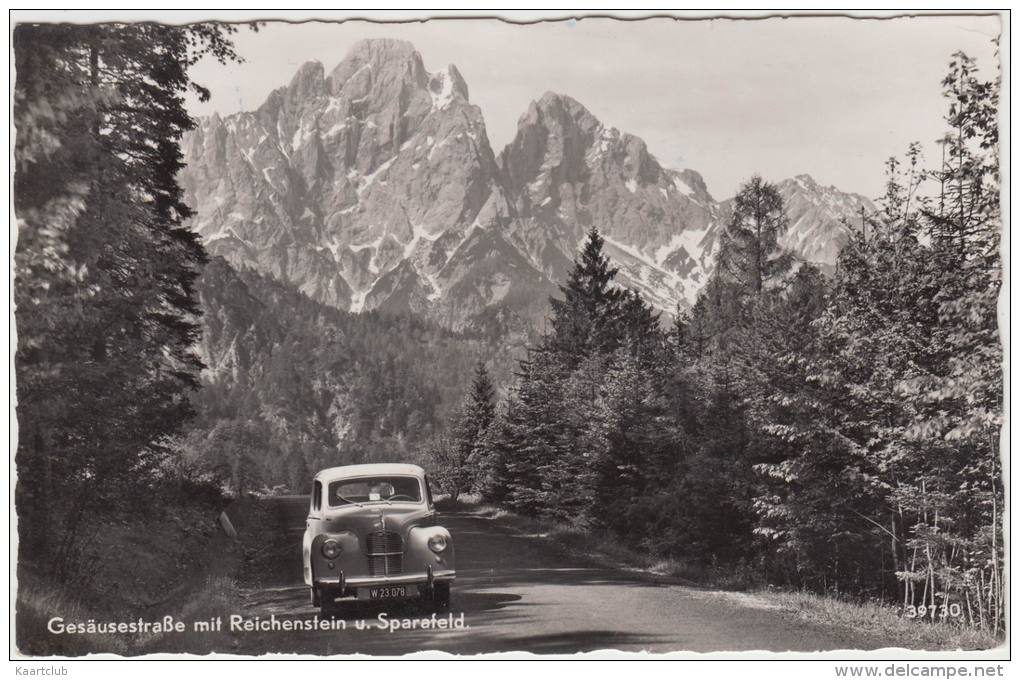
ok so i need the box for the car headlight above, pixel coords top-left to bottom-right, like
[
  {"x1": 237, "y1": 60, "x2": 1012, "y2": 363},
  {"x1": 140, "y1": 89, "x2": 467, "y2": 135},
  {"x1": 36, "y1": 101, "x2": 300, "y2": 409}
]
[
  {"x1": 427, "y1": 534, "x2": 448, "y2": 553},
  {"x1": 321, "y1": 539, "x2": 342, "y2": 559}
]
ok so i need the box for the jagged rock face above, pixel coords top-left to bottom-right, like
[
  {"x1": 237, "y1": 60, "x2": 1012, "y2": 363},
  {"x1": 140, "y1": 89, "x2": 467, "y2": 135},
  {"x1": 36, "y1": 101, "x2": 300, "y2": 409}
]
[
  {"x1": 181, "y1": 38, "x2": 876, "y2": 329},
  {"x1": 707, "y1": 174, "x2": 876, "y2": 281},
  {"x1": 181, "y1": 38, "x2": 518, "y2": 320},
  {"x1": 776, "y1": 174, "x2": 874, "y2": 270},
  {"x1": 499, "y1": 93, "x2": 720, "y2": 308}
]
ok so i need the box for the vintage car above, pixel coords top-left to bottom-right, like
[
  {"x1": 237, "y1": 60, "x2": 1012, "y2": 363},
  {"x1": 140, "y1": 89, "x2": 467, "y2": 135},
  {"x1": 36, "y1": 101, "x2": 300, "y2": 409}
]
[{"x1": 302, "y1": 463, "x2": 455, "y2": 614}]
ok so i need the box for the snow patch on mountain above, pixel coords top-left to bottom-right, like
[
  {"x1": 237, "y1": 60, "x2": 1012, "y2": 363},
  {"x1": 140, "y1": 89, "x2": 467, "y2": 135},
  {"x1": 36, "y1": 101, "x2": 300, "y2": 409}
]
[
  {"x1": 180, "y1": 38, "x2": 877, "y2": 330},
  {"x1": 358, "y1": 157, "x2": 396, "y2": 197},
  {"x1": 429, "y1": 66, "x2": 459, "y2": 110},
  {"x1": 349, "y1": 289, "x2": 369, "y2": 314},
  {"x1": 672, "y1": 175, "x2": 695, "y2": 197},
  {"x1": 655, "y1": 227, "x2": 709, "y2": 267}
]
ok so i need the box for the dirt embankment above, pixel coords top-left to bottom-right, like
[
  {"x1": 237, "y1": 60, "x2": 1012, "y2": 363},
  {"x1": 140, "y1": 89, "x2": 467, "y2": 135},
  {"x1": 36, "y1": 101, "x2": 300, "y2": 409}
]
[{"x1": 14, "y1": 495, "x2": 267, "y2": 657}]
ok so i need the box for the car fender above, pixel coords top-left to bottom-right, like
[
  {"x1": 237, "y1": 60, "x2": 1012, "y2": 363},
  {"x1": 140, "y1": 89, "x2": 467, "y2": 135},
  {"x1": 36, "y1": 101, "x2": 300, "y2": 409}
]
[
  {"x1": 302, "y1": 525, "x2": 313, "y2": 586},
  {"x1": 407, "y1": 525, "x2": 455, "y2": 574},
  {"x1": 309, "y1": 531, "x2": 362, "y2": 583}
]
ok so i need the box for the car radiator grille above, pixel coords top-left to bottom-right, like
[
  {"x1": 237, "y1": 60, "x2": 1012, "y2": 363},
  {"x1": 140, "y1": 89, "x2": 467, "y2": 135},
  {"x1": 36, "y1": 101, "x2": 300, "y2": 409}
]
[{"x1": 366, "y1": 531, "x2": 403, "y2": 576}]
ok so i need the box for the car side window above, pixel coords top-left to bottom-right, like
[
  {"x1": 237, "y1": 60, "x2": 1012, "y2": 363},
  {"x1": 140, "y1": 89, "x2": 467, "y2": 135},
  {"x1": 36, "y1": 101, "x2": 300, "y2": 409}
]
[
  {"x1": 424, "y1": 476, "x2": 434, "y2": 508},
  {"x1": 312, "y1": 480, "x2": 322, "y2": 512}
]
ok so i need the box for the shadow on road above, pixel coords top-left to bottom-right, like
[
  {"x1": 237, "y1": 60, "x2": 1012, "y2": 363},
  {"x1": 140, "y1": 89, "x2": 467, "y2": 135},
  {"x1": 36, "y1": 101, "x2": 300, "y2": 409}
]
[
  {"x1": 213, "y1": 496, "x2": 887, "y2": 655},
  {"x1": 315, "y1": 592, "x2": 524, "y2": 623}
]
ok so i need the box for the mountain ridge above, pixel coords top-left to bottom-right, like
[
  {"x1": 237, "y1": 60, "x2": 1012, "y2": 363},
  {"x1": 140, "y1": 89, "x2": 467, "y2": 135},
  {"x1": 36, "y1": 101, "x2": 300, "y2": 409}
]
[{"x1": 180, "y1": 38, "x2": 876, "y2": 330}]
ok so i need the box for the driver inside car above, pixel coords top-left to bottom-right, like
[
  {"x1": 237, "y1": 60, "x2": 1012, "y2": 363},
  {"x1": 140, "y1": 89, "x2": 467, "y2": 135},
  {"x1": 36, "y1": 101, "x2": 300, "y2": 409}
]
[{"x1": 369, "y1": 481, "x2": 395, "y2": 501}]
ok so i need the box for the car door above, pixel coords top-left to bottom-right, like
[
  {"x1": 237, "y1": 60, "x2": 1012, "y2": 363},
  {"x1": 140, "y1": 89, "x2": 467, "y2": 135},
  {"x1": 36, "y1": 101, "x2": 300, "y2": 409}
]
[
  {"x1": 423, "y1": 475, "x2": 438, "y2": 525},
  {"x1": 302, "y1": 479, "x2": 323, "y2": 585}
]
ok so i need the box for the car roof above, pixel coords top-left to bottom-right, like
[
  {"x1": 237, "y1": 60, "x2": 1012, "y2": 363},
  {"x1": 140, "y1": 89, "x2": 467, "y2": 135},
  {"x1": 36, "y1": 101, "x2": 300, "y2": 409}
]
[{"x1": 314, "y1": 463, "x2": 425, "y2": 482}]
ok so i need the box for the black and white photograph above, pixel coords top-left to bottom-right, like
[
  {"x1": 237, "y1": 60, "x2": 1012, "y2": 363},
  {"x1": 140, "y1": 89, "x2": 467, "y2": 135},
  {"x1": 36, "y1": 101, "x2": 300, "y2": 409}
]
[{"x1": 9, "y1": 9, "x2": 1008, "y2": 666}]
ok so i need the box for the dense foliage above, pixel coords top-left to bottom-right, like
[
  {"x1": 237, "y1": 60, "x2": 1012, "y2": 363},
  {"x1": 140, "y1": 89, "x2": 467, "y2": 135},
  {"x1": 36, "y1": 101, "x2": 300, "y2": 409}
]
[
  {"x1": 13, "y1": 22, "x2": 1000, "y2": 637},
  {"x1": 14, "y1": 23, "x2": 242, "y2": 574},
  {"x1": 440, "y1": 52, "x2": 1002, "y2": 633},
  {"x1": 751, "y1": 52, "x2": 1003, "y2": 631},
  {"x1": 182, "y1": 258, "x2": 517, "y2": 494}
]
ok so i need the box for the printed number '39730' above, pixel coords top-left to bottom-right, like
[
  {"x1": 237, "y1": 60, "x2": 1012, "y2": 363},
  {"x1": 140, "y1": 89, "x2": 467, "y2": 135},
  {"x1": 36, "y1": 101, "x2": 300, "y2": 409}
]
[{"x1": 903, "y1": 603, "x2": 962, "y2": 620}]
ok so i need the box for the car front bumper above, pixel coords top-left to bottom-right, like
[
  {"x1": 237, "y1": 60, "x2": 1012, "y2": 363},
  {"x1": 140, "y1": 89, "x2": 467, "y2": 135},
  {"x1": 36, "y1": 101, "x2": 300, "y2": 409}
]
[{"x1": 314, "y1": 569, "x2": 455, "y2": 589}]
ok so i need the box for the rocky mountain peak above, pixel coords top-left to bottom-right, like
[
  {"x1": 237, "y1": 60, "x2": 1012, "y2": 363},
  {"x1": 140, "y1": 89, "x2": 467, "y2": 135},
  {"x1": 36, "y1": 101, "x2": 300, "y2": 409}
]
[
  {"x1": 181, "y1": 38, "x2": 519, "y2": 322},
  {"x1": 772, "y1": 174, "x2": 875, "y2": 269},
  {"x1": 287, "y1": 60, "x2": 325, "y2": 97},
  {"x1": 328, "y1": 39, "x2": 427, "y2": 101},
  {"x1": 347, "y1": 37, "x2": 421, "y2": 63},
  {"x1": 500, "y1": 92, "x2": 603, "y2": 204},
  {"x1": 429, "y1": 64, "x2": 469, "y2": 106},
  {"x1": 181, "y1": 38, "x2": 878, "y2": 332},
  {"x1": 532, "y1": 92, "x2": 603, "y2": 132},
  {"x1": 499, "y1": 89, "x2": 721, "y2": 308}
]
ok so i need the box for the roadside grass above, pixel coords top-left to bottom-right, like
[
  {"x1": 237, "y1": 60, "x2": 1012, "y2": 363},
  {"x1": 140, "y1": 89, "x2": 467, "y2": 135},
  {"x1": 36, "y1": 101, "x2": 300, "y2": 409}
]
[
  {"x1": 15, "y1": 497, "x2": 245, "y2": 657},
  {"x1": 441, "y1": 495, "x2": 1002, "y2": 651},
  {"x1": 16, "y1": 558, "x2": 244, "y2": 657},
  {"x1": 172, "y1": 574, "x2": 239, "y2": 625},
  {"x1": 137, "y1": 574, "x2": 243, "y2": 654},
  {"x1": 15, "y1": 575, "x2": 130, "y2": 656},
  {"x1": 755, "y1": 590, "x2": 1001, "y2": 651}
]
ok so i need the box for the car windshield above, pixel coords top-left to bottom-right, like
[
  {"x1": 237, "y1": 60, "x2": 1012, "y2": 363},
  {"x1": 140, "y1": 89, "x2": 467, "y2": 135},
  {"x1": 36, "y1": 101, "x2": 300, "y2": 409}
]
[{"x1": 328, "y1": 476, "x2": 423, "y2": 507}]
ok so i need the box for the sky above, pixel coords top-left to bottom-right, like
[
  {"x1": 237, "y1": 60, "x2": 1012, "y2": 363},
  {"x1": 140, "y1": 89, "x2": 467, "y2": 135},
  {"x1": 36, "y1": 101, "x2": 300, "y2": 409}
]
[{"x1": 184, "y1": 13, "x2": 1002, "y2": 199}]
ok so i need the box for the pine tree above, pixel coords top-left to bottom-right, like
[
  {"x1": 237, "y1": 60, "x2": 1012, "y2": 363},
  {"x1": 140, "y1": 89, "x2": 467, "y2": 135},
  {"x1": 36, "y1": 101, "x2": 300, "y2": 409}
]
[
  {"x1": 491, "y1": 226, "x2": 681, "y2": 533},
  {"x1": 427, "y1": 362, "x2": 503, "y2": 504},
  {"x1": 924, "y1": 51, "x2": 1000, "y2": 260},
  {"x1": 667, "y1": 174, "x2": 802, "y2": 565},
  {"x1": 472, "y1": 405, "x2": 512, "y2": 504},
  {"x1": 13, "y1": 23, "x2": 242, "y2": 566},
  {"x1": 424, "y1": 433, "x2": 472, "y2": 502},
  {"x1": 752, "y1": 52, "x2": 1002, "y2": 622},
  {"x1": 458, "y1": 361, "x2": 498, "y2": 492},
  {"x1": 547, "y1": 227, "x2": 625, "y2": 364},
  {"x1": 461, "y1": 361, "x2": 496, "y2": 445},
  {"x1": 500, "y1": 350, "x2": 572, "y2": 517},
  {"x1": 617, "y1": 289, "x2": 665, "y2": 366},
  {"x1": 716, "y1": 174, "x2": 794, "y2": 296},
  {"x1": 898, "y1": 49, "x2": 1003, "y2": 631}
]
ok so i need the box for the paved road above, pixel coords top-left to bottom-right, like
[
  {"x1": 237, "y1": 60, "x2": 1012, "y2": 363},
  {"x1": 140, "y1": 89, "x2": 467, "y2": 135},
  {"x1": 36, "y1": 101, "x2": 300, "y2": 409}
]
[{"x1": 213, "y1": 496, "x2": 887, "y2": 655}]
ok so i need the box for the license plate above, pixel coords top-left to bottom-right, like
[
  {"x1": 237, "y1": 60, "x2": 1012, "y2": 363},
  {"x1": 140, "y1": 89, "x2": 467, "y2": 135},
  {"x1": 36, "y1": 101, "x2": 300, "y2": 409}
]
[{"x1": 369, "y1": 586, "x2": 406, "y2": 600}]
